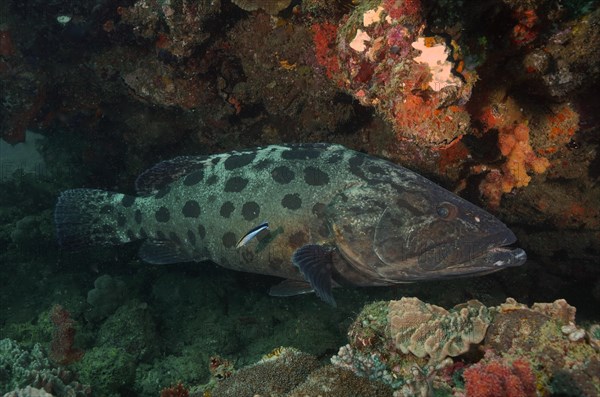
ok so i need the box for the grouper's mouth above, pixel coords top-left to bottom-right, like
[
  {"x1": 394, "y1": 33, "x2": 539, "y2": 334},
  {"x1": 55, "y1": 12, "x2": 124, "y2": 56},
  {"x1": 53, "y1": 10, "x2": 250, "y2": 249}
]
[
  {"x1": 368, "y1": 228, "x2": 528, "y2": 282},
  {"x1": 422, "y1": 232, "x2": 527, "y2": 278}
]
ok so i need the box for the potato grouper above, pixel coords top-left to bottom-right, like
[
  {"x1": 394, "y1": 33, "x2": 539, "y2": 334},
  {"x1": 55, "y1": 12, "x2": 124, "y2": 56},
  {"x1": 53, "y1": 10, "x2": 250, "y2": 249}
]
[{"x1": 54, "y1": 143, "x2": 526, "y2": 306}]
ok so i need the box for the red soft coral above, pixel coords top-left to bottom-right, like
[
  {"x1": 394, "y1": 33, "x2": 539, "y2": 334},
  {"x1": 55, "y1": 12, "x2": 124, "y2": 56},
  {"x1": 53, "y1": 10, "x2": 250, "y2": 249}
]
[
  {"x1": 49, "y1": 304, "x2": 84, "y2": 365},
  {"x1": 464, "y1": 358, "x2": 536, "y2": 397}
]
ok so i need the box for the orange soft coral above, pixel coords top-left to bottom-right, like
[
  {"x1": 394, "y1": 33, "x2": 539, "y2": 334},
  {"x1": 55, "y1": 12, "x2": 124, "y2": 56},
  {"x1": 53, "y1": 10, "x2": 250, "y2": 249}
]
[{"x1": 499, "y1": 123, "x2": 550, "y2": 191}]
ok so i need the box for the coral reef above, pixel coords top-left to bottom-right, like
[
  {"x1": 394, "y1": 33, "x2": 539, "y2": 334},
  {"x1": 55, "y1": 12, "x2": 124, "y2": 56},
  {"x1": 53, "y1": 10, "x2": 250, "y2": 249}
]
[
  {"x1": 48, "y1": 305, "x2": 84, "y2": 366},
  {"x1": 314, "y1": 0, "x2": 475, "y2": 147},
  {"x1": 85, "y1": 274, "x2": 128, "y2": 322},
  {"x1": 388, "y1": 298, "x2": 491, "y2": 363},
  {"x1": 160, "y1": 382, "x2": 189, "y2": 397},
  {"x1": 0, "y1": 339, "x2": 91, "y2": 397},
  {"x1": 76, "y1": 346, "x2": 136, "y2": 396},
  {"x1": 96, "y1": 299, "x2": 158, "y2": 362},
  {"x1": 210, "y1": 347, "x2": 320, "y2": 397},
  {"x1": 119, "y1": 0, "x2": 221, "y2": 60},
  {"x1": 485, "y1": 298, "x2": 600, "y2": 396},
  {"x1": 463, "y1": 353, "x2": 537, "y2": 397},
  {"x1": 1, "y1": 1, "x2": 600, "y2": 397},
  {"x1": 330, "y1": 297, "x2": 600, "y2": 396},
  {"x1": 231, "y1": 0, "x2": 292, "y2": 15}
]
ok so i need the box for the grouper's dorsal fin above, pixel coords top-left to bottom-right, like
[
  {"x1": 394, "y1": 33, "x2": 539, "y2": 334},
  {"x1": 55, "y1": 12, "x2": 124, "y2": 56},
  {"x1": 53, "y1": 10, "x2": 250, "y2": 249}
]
[
  {"x1": 135, "y1": 155, "x2": 214, "y2": 195},
  {"x1": 292, "y1": 245, "x2": 336, "y2": 307},
  {"x1": 139, "y1": 239, "x2": 195, "y2": 264}
]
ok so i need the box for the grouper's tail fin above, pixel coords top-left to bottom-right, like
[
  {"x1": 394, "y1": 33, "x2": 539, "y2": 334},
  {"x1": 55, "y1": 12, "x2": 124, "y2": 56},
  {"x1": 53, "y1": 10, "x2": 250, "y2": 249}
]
[{"x1": 54, "y1": 189, "x2": 137, "y2": 249}]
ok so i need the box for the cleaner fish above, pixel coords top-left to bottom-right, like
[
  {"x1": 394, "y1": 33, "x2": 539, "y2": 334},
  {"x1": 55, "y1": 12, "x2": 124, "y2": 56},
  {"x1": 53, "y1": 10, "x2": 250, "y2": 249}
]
[{"x1": 54, "y1": 143, "x2": 526, "y2": 306}]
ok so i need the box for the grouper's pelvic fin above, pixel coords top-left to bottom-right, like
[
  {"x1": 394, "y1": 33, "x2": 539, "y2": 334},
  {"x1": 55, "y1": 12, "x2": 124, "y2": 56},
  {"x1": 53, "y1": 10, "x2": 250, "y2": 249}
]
[{"x1": 54, "y1": 189, "x2": 137, "y2": 249}]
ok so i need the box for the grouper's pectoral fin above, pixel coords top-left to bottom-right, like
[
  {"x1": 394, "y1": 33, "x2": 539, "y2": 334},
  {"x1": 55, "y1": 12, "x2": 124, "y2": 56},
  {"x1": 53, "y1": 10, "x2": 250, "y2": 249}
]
[
  {"x1": 139, "y1": 239, "x2": 195, "y2": 265},
  {"x1": 290, "y1": 244, "x2": 336, "y2": 307}
]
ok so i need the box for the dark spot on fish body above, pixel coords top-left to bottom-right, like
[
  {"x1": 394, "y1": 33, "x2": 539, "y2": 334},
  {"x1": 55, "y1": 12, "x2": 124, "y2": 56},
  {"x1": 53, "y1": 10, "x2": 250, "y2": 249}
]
[
  {"x1": 126, "y1": 229, "x2": 136, "y2": 240},
  {"x1": 224, "y1": 153, "x2": 256, "y2": 170},
  {"x1": 155, "y1": 207, "x2": 170, "y2": 223},
  {"x1": 253, "y1": 159, "x2": 273, "y2": 170},
  {"x1": 134, "y1": 209, "x2": 142, "y2": 224},
  {"x1": 304, "y1": 166, "x2": 330, "y2": 186},
  {"x1": 187, "y1": 230, "x2": 196, "y2": 245},
  {"x1": 205, "y1": 175, "x2": 218, "y2": 185},
  {"x1": 183, "y1": 170, "x2": 204, "y2": 186},
  {"x1": 222, "y1": 232, "x2": 237, "y2": 248},
  {"x1": 271, "y1": 165, "x2": 295, "y2": 184},
  {"x1": 220, "y1": 201, "x2": 235, "y2": 218},
  {"x1": 349, "y1": 155, "x2": 365, "y2": 168},
  {"x1": 197, "y1": 224, "x2": 206, "y2": 239},
  {"x1": 368, "y1": 165, "x2": 385, "y2": 174},
  {"x1": 224, "y1": 177, "x2": 249, "y2": 192},
  {"x1": 155, "y1": 186, "x2": 171, "y2": 199},
  {"x1": 100, "y1": 205, "x2": 112, "y2": 214},
  {"x1": 268, "y1": 258, "x2": 286, "y2": 272},
  {"x1": 182, "y1": 200, "x2": 201, "y2": 218},
  {"x1": 348, "y1": 155, "x2": 366, "y2": 178},
  {"x1": 256, "y1": 226, "x2": 282, "y2": 253},
  {"x1": 139, "y1": 228, "x2": 148, "y2": 239},
  {"x1": 288, "y1": 230, "x2": 309, "y2": 250},
  {"x1": 156, "y1": 230, "x2": 167, "y2": 240},
  {"x1": 117, "y1": 213, "x2": 127, "y2": 227},
  {"x1": 211, "y1": 157, "x2": 220, "y2": 165},
  {"x1": 326, "y1": 151, "x2": 344, "y2": 163},
  {"x1": 281, "y1": 193, "x2": 302, "y2": 210},
  {"x1": 102, "y1": 224, "x2": 115, "y2": 234},
  {"x1": 318, "y1": 222, "x2": 330, "y2": 238},
  {"x1": 169, "y1": 232, "x2": 181, "y2": 244},
  {"x1": 281, "y1": 148, "x2": 321, "y2": 160},
  {"x1": 312, "y1": 202, "x2": 326, "y2": 216},
  {"x1": 121, "y1": 195, "x2": 136, "y2": 207},
  {"x1": 241, "y1": 248, "x2": 254, "y2": 263},
  {"x1": 242, "y1": 201, "x2": 260, "y2": 221}
]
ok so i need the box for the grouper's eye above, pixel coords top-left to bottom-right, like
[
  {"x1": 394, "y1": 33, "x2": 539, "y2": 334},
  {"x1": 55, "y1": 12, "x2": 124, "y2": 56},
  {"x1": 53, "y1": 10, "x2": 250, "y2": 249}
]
[{"x1": 436, "y1": 202, "x2": 458, "y2": 220}]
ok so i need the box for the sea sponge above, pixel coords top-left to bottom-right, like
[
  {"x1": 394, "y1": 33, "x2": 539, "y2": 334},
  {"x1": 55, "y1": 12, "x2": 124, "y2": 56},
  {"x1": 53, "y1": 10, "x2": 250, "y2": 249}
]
[{"x1": 388, "y1": 297, "x2": 492, "y2": 363}]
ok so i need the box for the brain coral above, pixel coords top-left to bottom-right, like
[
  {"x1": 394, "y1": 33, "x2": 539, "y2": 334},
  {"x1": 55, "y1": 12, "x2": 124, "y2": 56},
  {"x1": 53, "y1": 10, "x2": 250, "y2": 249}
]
[{"x1": 388, "y1": 297, "x2": 492, "y2": 363}]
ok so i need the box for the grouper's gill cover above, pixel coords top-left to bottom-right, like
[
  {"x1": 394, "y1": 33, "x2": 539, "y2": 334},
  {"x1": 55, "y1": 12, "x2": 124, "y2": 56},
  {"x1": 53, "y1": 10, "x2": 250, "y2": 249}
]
[{"x1": 54, "y1": 143, "x2": 527, "y2": 306}]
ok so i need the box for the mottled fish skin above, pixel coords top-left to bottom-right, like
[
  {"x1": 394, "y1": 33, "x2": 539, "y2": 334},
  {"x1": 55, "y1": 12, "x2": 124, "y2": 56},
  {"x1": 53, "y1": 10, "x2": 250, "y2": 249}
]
[{"x1": 54, "y1": 143, "x2": 526, "y2": 304}]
